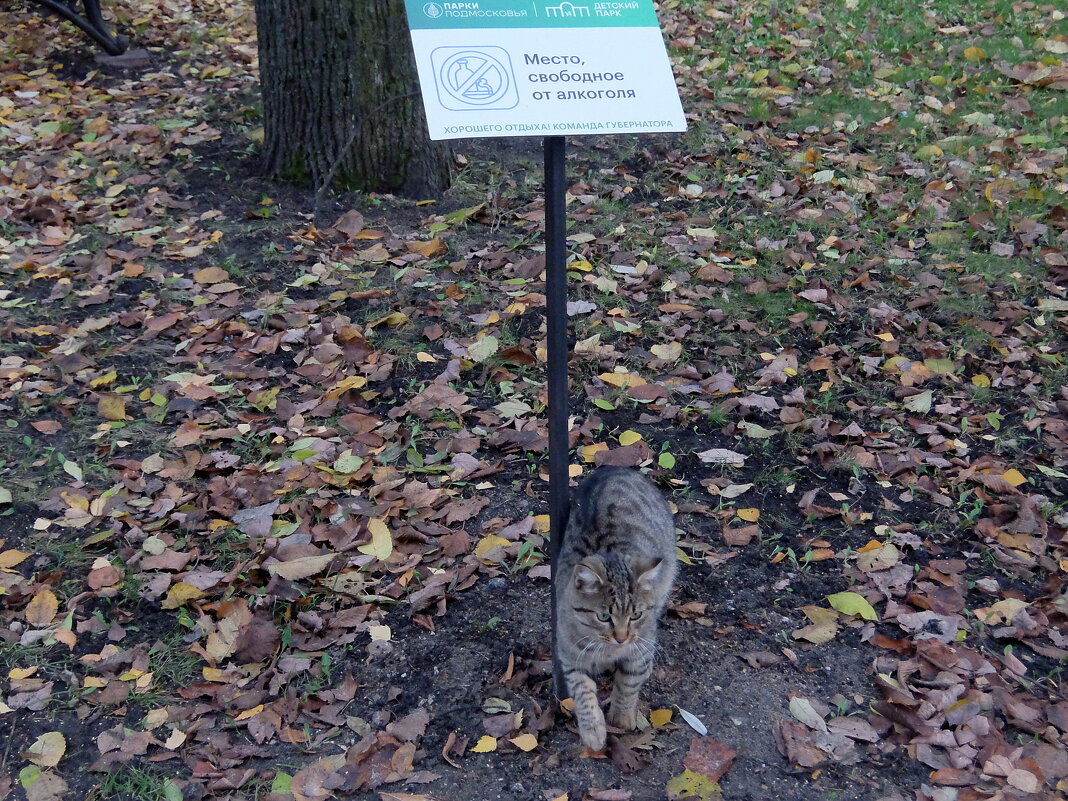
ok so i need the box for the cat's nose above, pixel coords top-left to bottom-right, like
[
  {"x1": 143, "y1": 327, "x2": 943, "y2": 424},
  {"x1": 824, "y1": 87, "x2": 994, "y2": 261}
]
[{"x1": 613, "y1": 629, "x2": 629, "y2": 643}]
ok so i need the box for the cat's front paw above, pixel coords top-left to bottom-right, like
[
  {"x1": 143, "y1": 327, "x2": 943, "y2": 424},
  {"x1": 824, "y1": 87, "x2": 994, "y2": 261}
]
[
  {"x1": 607, "y1": 708, "x2": 636, "y2": 731},
  {"x1": 579, "y1": 721, "x2": 607, "y2": 753}
]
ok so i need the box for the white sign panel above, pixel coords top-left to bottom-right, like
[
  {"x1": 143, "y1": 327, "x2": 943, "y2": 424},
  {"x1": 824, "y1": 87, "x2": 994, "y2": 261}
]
[{"x1": 404, "y1": 1, "x2": 686, "y2": 140}]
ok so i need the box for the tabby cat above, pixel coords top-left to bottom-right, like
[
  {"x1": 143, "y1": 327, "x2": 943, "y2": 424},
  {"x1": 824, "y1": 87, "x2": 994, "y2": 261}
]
[{"x1": 555, "y1": 466, "x2": 676, "y2": 752}]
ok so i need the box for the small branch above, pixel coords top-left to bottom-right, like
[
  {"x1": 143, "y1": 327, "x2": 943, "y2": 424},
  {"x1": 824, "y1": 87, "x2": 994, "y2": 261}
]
[{"x1": 312, "y1": 89, "x2": 420, "y2": 219}]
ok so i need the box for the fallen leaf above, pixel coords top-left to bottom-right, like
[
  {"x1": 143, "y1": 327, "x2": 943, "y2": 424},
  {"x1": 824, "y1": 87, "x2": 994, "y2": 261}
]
[
  {"x1": 357, "y1": 518, "x2": 394, "y2": 561},
  {"x1": 696, "y1": 448, "x2": 747, "y2": 465},
  {"x1": 161, "y1": 582, "x2": 205, "y2": 609},
  {"x1": 650, "y1": 709, "x2": 673, "y2": 727},
  {"x1": 792, "y1": 605, "x2": 839, "y2": 644},
  {"x1": 468, "y1": 335, "x2": 499, "y2": 363},
  {"x1": 509, "y1": 733, "x2": 538, "y2": 751},
  {"x1": 23, "y1": 732, "x2": 65, "y2": 768},
  {"x1": 25, "y1": 590, "x2": 59, "y2": 626},
  {"x1": 471, "y1": 735, "x2": 497, "y2": 753},
  {"x1": 598, "y1": 372, "x2": 646, "y2": 388},
  {"x1": 683, "y1": 736, "x2": 737, "y2": 782},
  {"x1": 267, "y1": 554, "x2": 334, "y2": 580},
  {"x1": 665, "y1": 769, "x2": 721, "y2": 801},
  {"x1": 789, "y1": 697, "x2": 828, "y2": 732},
  {"x1": 827, "y1": 591, "x2": 879, "y2": 621},
  {"x1": 650, "y1": 341, "x2": 682, "y2": 361},
  {"x1": 677, "y1": 707, "x2": 708, "y2": 735}
]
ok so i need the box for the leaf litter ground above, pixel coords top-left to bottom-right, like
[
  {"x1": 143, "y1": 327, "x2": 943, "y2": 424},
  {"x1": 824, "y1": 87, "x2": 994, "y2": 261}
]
[{"x1": 1, "y1": 1, "x2": 1067, "y2": 800}]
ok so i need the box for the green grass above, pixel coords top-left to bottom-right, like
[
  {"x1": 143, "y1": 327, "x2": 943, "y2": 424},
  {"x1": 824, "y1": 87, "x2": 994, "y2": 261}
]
[{"x1": 88, "y1": 765, "x2": 181, "y2": 801}]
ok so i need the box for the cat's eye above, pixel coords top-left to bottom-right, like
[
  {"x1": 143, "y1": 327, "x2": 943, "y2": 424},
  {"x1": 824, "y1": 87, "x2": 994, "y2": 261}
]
[
  {"x1": 596, "y1": 612, "x2": 611, "y2": 622},
  {"x1": 629, "y1": 611, "x2": 644, "y2": 620}
]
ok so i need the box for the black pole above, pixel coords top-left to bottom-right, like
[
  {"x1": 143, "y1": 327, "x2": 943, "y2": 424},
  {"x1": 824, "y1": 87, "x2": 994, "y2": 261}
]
[{"x1": 544, "y1": 135, "x2": 569, "y2": 700}]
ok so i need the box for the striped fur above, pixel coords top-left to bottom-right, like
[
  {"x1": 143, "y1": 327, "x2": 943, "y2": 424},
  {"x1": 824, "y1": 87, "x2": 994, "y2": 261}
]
[{"x1": 554, "y1": 467, "x2": 676, "y2": 751}]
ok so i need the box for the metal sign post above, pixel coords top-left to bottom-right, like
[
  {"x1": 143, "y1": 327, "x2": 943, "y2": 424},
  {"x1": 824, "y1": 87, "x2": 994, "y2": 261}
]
[
  {"x1": 543, "y1": 135, "x2": 569, "y2": 699},
  {"x1": 402, "y1": 0, "x2": 686, "y2": 700}
]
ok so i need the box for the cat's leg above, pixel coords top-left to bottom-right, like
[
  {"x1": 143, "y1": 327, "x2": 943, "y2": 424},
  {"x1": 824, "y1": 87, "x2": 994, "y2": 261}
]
[
  {"x1": 607, "y1": 655, "x2": 651, "y2": 731},
  {"x1": 565, "y1": 668, "x2": 606, "y2": 751}
]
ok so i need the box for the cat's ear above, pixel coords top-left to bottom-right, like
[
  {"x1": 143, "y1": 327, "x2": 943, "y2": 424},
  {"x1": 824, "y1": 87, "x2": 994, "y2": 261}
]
[
  {"x1": 634, "y1": 557, "x2": 664, "y2": 592},
  {"x1": 574, "y1": 557, "x2": 606, "y2": 592}
]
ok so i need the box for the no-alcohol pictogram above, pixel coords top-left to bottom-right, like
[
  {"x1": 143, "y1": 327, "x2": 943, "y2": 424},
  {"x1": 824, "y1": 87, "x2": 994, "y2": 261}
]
[{"x1": 431, "y1": 46, "x2": 519, "y2": 111}]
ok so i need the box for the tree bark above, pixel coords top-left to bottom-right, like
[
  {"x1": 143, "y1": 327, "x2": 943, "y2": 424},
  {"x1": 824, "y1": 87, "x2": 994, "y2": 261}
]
[{"x1": 254, "y1": 0, "x2": 451, "y2": 197}]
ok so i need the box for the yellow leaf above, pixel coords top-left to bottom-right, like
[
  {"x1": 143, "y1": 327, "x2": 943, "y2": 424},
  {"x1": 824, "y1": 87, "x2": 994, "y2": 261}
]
[
  {"x1": 580, "y1": 442, "x2": 609, "y2": 463},
  {"x1": 971, "y1": 374, "x2": 991, "y2": 387},
  {"x1": 161, "y1": 582, "x2": 205, "y2": 610},
  {"x1": 650, "y1": 708, "x2": 673, "y2": 726},
  {"x1": 472, "y1": 735, "x2": 497, "y2": 753},
  {"x1": 0, "y1": 549, "x2": 29, "y2": 569},
  {"x1": 568, "y1": 259, "x2": 593, "y2": 272},
  {"x1": 618, "y1": 430, "x2": 643, "y2": 446},
  {"x1": 474, "y1": 535, "x2": 510, "y2": 563},
  {"x1": 367, "y1": 311, "x2": 409, "y2": 329},
  {"x1": 1000, "y1": 469, "x2": 1027, "y2": 487},
  {"x1": 916, "y1": 144, "x2": 943, "y2": 161},
  {"x1": 97, "y1": 395, "x2": 126, "y2": 421},
  {"x1": 105, "y1": 183, "x2": 127, "y2": 198},
  {"x1": 9, "y1": 666, "x2": 37, "y2": 680},
  {"x1": 666, "y1": 769, "x2": 721, "y2": 801},
  {"x1": 324, "y1": 375, "x2": 368, "y2": 400},
  {"x1": 827, "y1": 591, "x2": 879, "y2": 621},
  {"x1": 874, "y1": 332, "x2": 894, "y2": 342},
  {"x1": 597, "y1": 372, "x2": 647, "y2": 388},
  {"x1": 509, "y1": 733, "x2": 538, "y2": 751},
  {"x1": 963, "y1": 45, "x2": 986, "y2": 61},
  {"x1": 736, "y1": 508, "x2": 760, "y2": 522},
  {"x1": 234, "y1": 704, "x2": 265, "y2": 721},
  {"x1": 89, "y1": 370, "x2": 117, "y2": 388},
  {"x1": 357, "y1": 518, "x2": 393, "y2": 561},
  {"x1": 25, "y1": 731, "x2": 65, "y2": 767},
  {"x1": 532, "y1": 514, "x2": 550, "y2": 533},
  {"x1": 25, "y1": 589, "x2": 59, "y2": 626}
]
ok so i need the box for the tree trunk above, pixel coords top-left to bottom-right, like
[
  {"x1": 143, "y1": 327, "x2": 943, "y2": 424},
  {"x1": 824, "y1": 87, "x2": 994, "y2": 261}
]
[{"x1": 253, "y1": 0, "x2": 451, "y2": 197}]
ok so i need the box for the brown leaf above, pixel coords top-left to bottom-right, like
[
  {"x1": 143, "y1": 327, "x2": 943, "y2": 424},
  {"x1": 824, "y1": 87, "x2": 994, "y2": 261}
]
[
  {"x1": 267, "y1": 554, "x2": 335, "y2": 581},
  {"x1": 774, "y1": 720, "x2": 827, "y2": 768},
  {"x1": 682, "y1": 736, "x2": 737, "y2": 782},
  {"x1": 609, "y1": 737, "x2": 645, "y2": 773},
  {"x1": 291, "y1": 757, "x2": 345, "y2": 801},
  {"x1": 722, "y1": 525, "x2": 757, "y2": 546},
  {"x1": 233, "y1": 614, "x2": 281, "y2": 663},
  {"x1": 739, "y1": 651, "x2": 783, "y2": 669},
  {"x1": 333, "y1": 209, "x2": 365, "y2": 236},
  {"x1": 387, "y1": 708, "x2": 430, "y2": 743},
  {"x1": 406, "y1": 238, "x2": 446, "y2": 259}
]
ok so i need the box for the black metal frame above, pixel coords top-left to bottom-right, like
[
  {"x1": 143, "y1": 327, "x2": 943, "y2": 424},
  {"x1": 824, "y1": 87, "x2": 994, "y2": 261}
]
[{"x1": 30, "y1": 0, "x2": 126, "y2": 55}]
